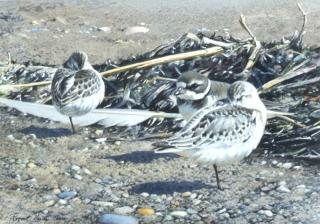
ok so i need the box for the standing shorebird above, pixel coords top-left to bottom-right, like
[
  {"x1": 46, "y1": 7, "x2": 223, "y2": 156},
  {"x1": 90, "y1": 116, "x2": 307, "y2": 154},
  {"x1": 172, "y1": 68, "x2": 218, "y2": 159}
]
[
  {"x1": 175, "y1": 71, "x2": 230, "y2": 121},
  {"x1": 153, "y1": 81, "x2": 267, "y2": 190},
  {"x1": 51, "y1": 51, "x2": 105, "y2": 134}
]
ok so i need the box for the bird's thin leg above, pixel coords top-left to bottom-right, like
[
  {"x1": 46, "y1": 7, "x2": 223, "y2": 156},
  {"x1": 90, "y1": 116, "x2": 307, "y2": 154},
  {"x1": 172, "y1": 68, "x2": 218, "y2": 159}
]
[
  {"x1": 69, "y1": 117, "x2": 76, "y2": 134},
  {"x1": 213, "y1": 165, "x2": 222, "y2": 190}
]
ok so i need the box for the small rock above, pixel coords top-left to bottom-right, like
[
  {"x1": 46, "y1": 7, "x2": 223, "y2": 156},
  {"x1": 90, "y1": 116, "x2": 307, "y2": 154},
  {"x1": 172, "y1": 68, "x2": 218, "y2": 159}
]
[
  {"x1": 186, "y1": 208, "x2": 198, "y2": 214},
  {"x1": 125, "y1": 26, "x2": 149, "y2": 35},
  {"x1": 44, "y1": 200, "x2": 56, "y2": 207},
  {"x1": 82, "y1": 167, "x2": 92, "y2": 175},
  {"x1": 53, "y1": 188, "x2": 61, "y2": 194},
  {"x1": 293, "y1": 185, "x2": 306, "y2": 196},
  {"x1": 182, "y1": 192, "x2": 192, "y2": 197},
  {"x1": 192, "y1": 199, "x2": 202, "y2": 205},
  {"x1": 114, "y1": 141, "x2": 121, "y2": 146},
  {"x1": 114, "y1": 206, "x2": 134, "y2": 215},
  {"x1": 163, "y1": 215, "x2": 173, "y2": 221},
  {"x1": 217, "y1": 208, "x2": 227, "y2": 214},
  {"x1": 27, "y1": 162, "x2": 37, "y2": 168},
  {"x1": 260, "y1": 160, "x2": 267, "y2": 165},
  {"x1": 95, "y1": 137, "x2": 107, "y2": 143},
  {"x1": 58, "y1": 191, "x2": 77, "y2": 199},
  {"x1": 278, "y1": 181, "x2": 287, "y2": 186},
  {"x1": 293, "y1": 166, "x2": 302, "y2": 170},
  {"x1": 92, "y1": 201, "x2": 114, "y2": 207},
  {"x1": 140, "y1": 192, "x2": 149, "y2": 197},
  {"x1": 190, "y1": 193, "x2": 197, "y2": 199},
  {"x1": 71, "y1": 165, "x2": 81, "y2": 172},
  {"x1": 137, "y1": 207, "x2": 155, "y2": 216},
  {"x1": 258, "y1": 210, "x2": 273, "y2": 217},
  {"x1": 73, "y1": 174, "x2": 82, "y2": 180},
  {"x1": 98, "y1": 27, "x2": 111, "y2": 32},
  {"x1": 58, "y1": 199, "x2": 68, "y2": 205},
  {"x1": 7, "y1": 135, "x2": 15, "y2": 141},
  {"x1": 282, "y1": 163, "x2": 293, "y2": 169},
  {"x1": 95, "y1": 129, "x2": 104, "y2": 136},
  {"x1": 277, "y1": 185, "x2": 291, "y2": 193},
  {"x1": 170, "y1": 210, "x2": 188, "y2": 218},
  {"x1": 99, "y1": 214, "x2": 138, "y2": 224},
  {"x1": 31, "y1": 20, "x2": 39, "y2": 25}
]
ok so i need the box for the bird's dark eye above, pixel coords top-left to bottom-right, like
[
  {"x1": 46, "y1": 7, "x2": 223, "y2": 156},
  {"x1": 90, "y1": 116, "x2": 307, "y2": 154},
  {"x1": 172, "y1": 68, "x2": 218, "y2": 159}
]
[{"x1": 189, "y1": 83, "x2": 199, "y2": 90}]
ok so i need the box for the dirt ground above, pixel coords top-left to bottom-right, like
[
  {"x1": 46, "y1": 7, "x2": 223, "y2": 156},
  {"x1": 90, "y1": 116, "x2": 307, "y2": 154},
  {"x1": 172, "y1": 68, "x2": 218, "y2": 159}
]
[{"x1": 1, "y1": 0, "x2": 320, "y2": 223}]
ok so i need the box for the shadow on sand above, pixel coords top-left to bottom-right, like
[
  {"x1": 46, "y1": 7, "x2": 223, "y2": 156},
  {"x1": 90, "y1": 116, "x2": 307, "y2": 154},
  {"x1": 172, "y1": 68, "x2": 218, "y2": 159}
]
[
  {"x1": 19, "y1": 125, "x2": 71, "y2": 138},
  {"x1": 105, "y1": 150, "x2": 179, "y2": 164},
  {"x1": 129, "y1": 180, "x2": 213, "y2": 195}
]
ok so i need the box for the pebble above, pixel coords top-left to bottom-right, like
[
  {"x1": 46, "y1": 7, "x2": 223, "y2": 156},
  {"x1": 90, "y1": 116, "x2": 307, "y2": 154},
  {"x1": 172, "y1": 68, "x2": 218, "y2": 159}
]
[
  {"x1": 91, "y1": 201, "x2": 114, "y2": 207},
  {"x1": 140, "y1": 192, "x2": 149, "y2": 197},
  {"x1": 114, "y1": 206, "x2": 134, "y2": 215},
  {"x1": 258, "y1": 210, "x2": 273, "y2": 217},
  {"x1": 44, "y1": 200, "x2": 56, "y2": 207},
  {"x1": 99, "y1": 214, "x2": 138, "y2": 224},
  {"x1": 7, "y1": 135, "x2": 15, "y2": 141},
  {"x1": 82, "y1": 167, "x2": 92, "y2": 175},
  {"x1": 58, "y1": 199, "x2": 68, "y2": 205},
  {"x1": 277, "y1": 185, "x2": 291, "y2": 193},
  {"x1": 137, "y1": 207, "x2": 155, "y2": 216},
  {"x1": 98, "y1": 27, "x2": 111, "y2": 33},
  {"x1": 73, "y1": 174, "x2": 83, "y2": 180},
  {"x1": 125, "y1": 26, "x2": 149, "y2": 35},
  {"x1": 95, "y1": 137, "x2": 107, "y2": 143},
  {"x1": 95, "y1": 129, "x2": 104, "y2": 135},
  {"x1": 217, "y1": 208, "x2": 227, "y2": 214},
  {"x1": 58, "y1": 191, "x2": 77, "y2": 199},
  {"x1": 186, "y1": 208, "x2": 198, "y2": 214},
  {"x1": 27, "y1": 162, "x2": 37, "y2": 168},
  {"x1": 114, "y1": 141, "x2": 121, "y2": 146},
  {"x1": 192, "y1": 199, "x2": 202, "y2": 205},
  {"x1": 170, "y1": 210, "x2": 188, "y2": 218},
  {"x1": 282, "y1": 163, "x2": 293, "y2": 169},
  {"x1": 71, "y1": 164, "x2": 81, "y2": 172},
  {"x1": 293, "y1": 185, "x2": 306, "y2": 196},
  {"x1": 182, "y1": 191, "x2": 192, "y2": 197},
  {"x1": 190, "y1": 193, "x2": 197, "y2": 199}
]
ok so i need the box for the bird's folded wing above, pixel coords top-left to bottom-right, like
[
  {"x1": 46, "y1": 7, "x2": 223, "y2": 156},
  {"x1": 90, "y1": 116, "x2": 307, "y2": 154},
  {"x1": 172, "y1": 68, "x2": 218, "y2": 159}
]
[
  {"x1": 154, "y1": 106, "x2": 256, "y2": 153},
  {"x1": 0, "y1": 98, "x2": 182, "y2": 127}
]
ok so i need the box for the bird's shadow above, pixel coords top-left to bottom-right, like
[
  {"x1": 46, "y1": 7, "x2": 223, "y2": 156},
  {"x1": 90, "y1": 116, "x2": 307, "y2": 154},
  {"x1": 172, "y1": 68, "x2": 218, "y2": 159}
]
[
  {"x1": 105, "y1": 150, "x2": 179, "y2": 164},
  {"x1": 129, "y1": 180, "x2": 212, "y2": 195},
  {"x1": 19, "y1": 126, "x2": 72, "y2": 138}
]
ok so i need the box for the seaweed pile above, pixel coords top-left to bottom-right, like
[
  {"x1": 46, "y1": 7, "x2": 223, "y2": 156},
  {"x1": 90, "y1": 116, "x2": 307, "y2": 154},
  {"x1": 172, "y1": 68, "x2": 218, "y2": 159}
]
[{"x1": 0, "y1": 8, "x2": 320, "y2": 159}]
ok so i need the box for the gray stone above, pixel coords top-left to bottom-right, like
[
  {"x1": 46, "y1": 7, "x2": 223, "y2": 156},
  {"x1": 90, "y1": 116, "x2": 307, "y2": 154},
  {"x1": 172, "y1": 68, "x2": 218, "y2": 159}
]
[
  {"x1": 114, "y1": 206, "x2": 134, "y2": 215},
  {"x1": 258, "y1": 210, "x2": 273, "y2": 217},
  {"x1": 58, "y1": 191, "x2": 77, "y2": 199},
  {"x1": 99, "y1": 214, "x2": 138, "y2": 224},
  {"x1": 170, "y1": 210, "x2": 188, "y2": 217}
]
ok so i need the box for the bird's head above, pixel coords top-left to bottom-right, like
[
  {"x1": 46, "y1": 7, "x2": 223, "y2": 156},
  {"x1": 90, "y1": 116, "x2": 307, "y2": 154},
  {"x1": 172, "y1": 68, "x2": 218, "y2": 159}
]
[
  {"x1": 175, "y1": 71, "x2": 210, "y2": 100},
  {"x1": 228, "y1": 81, "x2": 265, "y2": 111},
  {"x1": 63, "y1": 51, "x2": 92, "y2": 71}
]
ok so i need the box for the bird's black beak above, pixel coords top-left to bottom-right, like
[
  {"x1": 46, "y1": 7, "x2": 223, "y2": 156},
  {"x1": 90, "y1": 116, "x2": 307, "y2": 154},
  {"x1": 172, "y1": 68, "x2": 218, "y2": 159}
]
[{"x1": 174, "y1": 87, "x2": 186, "y2": 96}]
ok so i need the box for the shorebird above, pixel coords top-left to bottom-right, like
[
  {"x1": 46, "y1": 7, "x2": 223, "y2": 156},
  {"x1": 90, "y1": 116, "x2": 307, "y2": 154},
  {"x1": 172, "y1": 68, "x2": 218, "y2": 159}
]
[
  {"x1": 174, "y1": 71, "x2": 295, "y2": 124},
  {"x1": 51, "y1": 51, "x2": 105, "y2": 134},
  {"x1": 153, "y1": 81, "x2": 267, "y2": 190},
  {"x1": 175, "y1": 71, "x2": 230, "y2": 121}
]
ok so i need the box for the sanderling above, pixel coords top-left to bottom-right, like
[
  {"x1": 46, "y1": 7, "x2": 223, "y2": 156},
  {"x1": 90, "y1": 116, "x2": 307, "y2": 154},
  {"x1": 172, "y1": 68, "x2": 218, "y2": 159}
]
[
  {"x1": 154, "y1": 81, "x2": 267, "y2": 190},
  {"x1": 51, "y1": 51, "x2": 105, "y2": 134},
  {"x1": 175, "y1": 71, "x2": 230, "y2": 121}
]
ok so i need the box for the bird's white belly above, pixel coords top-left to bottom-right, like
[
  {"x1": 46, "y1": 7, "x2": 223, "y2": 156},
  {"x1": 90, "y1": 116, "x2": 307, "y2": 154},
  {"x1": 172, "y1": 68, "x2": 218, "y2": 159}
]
[
  {"x1": 192, "y1": 143, "x2": 254, "y2": 165},
  {"x1": 58, "y1": 83, "x2": 105, "y2": 117},
  {"x1": 178, "y1": 103, "x2": 199, "y2": 121}
]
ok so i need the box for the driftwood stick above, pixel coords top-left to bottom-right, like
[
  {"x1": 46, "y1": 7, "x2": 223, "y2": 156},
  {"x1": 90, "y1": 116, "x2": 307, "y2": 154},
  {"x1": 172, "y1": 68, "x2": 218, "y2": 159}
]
[
  {"x1": 239, "y1": 14, "x2": 261, "y2": 71},
  {"x1": 0, "y1": 46, "x2": 224, "y2": 90},
  {"x1": 100, "y1": 46, "x2": 224, "y2": 77}
]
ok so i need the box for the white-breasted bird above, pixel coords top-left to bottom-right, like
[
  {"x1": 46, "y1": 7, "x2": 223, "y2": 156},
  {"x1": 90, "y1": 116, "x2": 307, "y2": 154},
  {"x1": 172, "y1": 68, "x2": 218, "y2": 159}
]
[
  {"x1": 175, "y1": 71, "x2": 230, "y2": 121},
  {"x1": 153, "y1": 81, "x2": 267, "y2": 190},
  {"x1": 174, "y1": 71, "x2": 296, "y2": 124},
  {"x1": 51, "y1": 51, "x2": 105, "y2": 133}
]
